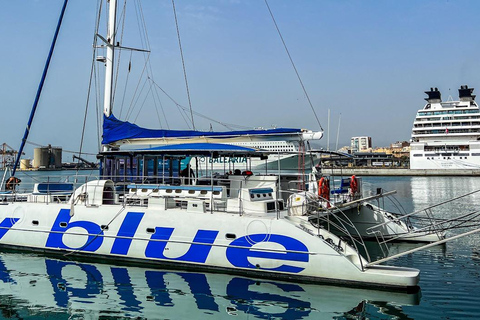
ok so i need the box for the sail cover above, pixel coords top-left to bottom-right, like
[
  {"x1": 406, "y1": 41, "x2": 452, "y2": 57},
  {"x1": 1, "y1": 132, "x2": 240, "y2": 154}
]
[{"x1": 102, "y1": 114, "x2": 302, "y2": 145}]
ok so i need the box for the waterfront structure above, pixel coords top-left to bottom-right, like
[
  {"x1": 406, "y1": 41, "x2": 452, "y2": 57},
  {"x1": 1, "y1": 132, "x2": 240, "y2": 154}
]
[
  {"x1": 352, "y1": 152, "x2": 393, "y2": 167},
  {"x1": 33, "y1": 145, "x2": 62, "y2": 170},
  {"x1": 351, "y1": 136, "x2": 372, "y2": 153},
  {"x1": 410, "y1": 86, "x2": 480, "y2": 169}
]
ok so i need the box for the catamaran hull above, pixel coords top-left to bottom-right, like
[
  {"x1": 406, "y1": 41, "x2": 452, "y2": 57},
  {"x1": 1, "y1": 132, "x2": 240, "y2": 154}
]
[
  {"x1": 0, "y1": 202, "x2": 419, "y2": 290},
  {"x1": 342, "y1": 203, "x2": 444, "y2": 242}
]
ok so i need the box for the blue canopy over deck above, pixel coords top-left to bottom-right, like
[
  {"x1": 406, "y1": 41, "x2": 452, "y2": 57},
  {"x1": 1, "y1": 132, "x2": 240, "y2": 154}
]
[
  {"x1": 102, "y1": 114, "x2": 302, "y2": 145},
  {"x1": 98, "y1": 142, "x2": 267, "y2": 158}
]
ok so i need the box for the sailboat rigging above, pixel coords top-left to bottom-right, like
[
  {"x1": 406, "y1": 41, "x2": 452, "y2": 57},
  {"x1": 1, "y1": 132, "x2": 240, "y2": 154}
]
[{"x1": 4, "y1": 0, "x2": 480, "y2": 292}]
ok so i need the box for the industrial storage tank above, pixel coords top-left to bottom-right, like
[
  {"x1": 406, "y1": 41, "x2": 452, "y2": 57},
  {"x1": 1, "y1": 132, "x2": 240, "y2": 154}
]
[
  {"x1": 33, "y1": 148, "x2": 48, "y2": 169},
  {"x1": 33, "y1": 145, "x2": 62, "y2": 169},
  {"x1": 20, "y1": 159, "x2": 31, "y2": 170},
  {"x1": 52, "y1": 147, "x2": 62, "y2": 168}
]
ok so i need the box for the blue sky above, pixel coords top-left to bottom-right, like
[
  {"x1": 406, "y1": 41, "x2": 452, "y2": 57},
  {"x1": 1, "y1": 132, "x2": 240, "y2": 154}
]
[{"x1": 1, "y1": 0, "x2": 480, "y2": 161}]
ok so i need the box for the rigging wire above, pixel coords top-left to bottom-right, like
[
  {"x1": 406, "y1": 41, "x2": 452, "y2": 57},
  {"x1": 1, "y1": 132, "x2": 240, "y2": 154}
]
[
  {"x1": 77, "y1": 0, "x2": 104, "y2": 169},
  {"x1": 151, "y1": 78, "x2": 166, "y2": 129},
  {"x1": 134, "y1": 0, "x2": 166, "y2": 129},
  {"x1": 149, "y1": 80, "x2": 251, "y2": 130},
  {"x1": 171, "y1": 0, "x2": 196, "y2": 130},
  {"x1": 25, "y1": 140, "x2": 97, "y2": 156},
  {"x1": 124, "y1": 53, "x2": 150, "y2": 121},
  {"x1": 126, "y1": 76, "x2": 149, "y2": 120},
  {"x1": 118, "y1": 51, "x2": 133, "y2": 118},
  {"x1": 264, "y1": 0, "x2": 323, "y2": 131},
  {"x1": 134, "y1": 81, "x2": 154, "y2": 122},
  {"x1": 112, "y1": 0, "x2": 128, "y2": 107}
]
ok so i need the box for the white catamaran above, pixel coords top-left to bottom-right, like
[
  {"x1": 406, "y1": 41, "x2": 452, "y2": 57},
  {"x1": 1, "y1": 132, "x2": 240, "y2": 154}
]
[{"x1": 4, "y1": 0, "x2": 479, "y2": 291}]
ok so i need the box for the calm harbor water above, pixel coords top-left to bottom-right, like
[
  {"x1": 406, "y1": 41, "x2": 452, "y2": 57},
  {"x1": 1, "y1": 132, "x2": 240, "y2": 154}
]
[{"x1": 0, "y1": 171, "x2": 479, "y2": 319}]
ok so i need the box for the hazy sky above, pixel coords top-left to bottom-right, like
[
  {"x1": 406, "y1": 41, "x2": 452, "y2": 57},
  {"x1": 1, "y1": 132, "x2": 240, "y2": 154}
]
[{"x1": 1, "y1": 0, "x2": 480, "y2": 161}]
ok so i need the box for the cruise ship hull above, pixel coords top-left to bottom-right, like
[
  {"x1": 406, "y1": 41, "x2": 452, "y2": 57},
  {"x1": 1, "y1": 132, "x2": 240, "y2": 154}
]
[{"x1": 410, "y1": 141, "x2": 480, "y2": 169}]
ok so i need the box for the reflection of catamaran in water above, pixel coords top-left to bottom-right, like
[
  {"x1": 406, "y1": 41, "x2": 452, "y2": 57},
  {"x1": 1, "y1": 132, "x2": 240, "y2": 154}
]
[
  {"x1": 3, "y1": 0, "x2": 480, "y2": 293},
  {"x1": 0, "y1": 251, "x2": 420, "y2": 319}
]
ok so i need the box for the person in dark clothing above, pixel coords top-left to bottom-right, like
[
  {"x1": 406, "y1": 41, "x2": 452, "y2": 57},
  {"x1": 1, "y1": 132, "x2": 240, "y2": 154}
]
[{"x1": 180, "y1": 164, "x2": 195, "y2": 185}]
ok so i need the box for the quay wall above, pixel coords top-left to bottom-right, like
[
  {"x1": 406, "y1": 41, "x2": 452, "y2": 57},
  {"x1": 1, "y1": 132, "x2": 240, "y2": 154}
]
[{"x1": 323, "y1": 168, "x2": 480, "y2": 176}]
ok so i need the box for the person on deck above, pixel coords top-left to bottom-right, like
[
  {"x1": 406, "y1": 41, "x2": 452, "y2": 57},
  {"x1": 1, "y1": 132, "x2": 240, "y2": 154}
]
[{"x1": 180, "y1": 164, "x2": 195, "y2": 185}]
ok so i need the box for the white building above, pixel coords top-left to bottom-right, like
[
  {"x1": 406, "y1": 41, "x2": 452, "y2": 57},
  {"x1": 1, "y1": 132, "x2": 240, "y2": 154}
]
[{"x1": 351, "y1": 136, "x2": 372, "y2": 153}]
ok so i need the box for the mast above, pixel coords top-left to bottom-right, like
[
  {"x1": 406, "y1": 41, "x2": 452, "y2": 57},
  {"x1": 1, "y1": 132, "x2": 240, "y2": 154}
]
[
  {"x1": 103, "y1": 0, "x2": 117, "y2": 118},
  {"x1": 11, "y1": 0, "x2": 69, "y2": 177}
]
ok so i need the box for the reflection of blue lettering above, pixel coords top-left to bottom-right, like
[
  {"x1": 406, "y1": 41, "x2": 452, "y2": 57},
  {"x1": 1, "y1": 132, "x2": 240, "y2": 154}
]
[
  {"x1": 227, "y1": 277, "x2": 310, "y2": 319},
  {"x1": 46, "y1": 209, "x2": 103, "y2": 252},
  {"x1": 0, "y1": 217, "x2": 19, "y2": 239},
  {"x1": 226, "y1": 234, "x2": 309, "y2": 273},
  {"x1": 0, "y1": 257, "x2": 15, "y2": 284},
  {"x1": 111, "y1": 212, "x2": 144, "y2": 255},
  {"x1": 46, "y1": 259, "x2": 103, "y2": 308},
  {"x1": 111, "y1": 267, "x2": 142, "y2": 312},
  {"x1": 145, "y1": 270, "x2": 219, "y2": 311},
  {"x1": 145, "y1": 227, "x2": 218, "y2": 263}
]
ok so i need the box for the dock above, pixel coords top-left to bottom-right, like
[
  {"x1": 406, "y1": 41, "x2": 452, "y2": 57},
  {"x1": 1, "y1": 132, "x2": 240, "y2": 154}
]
[{"x1": 323, "y1": 168, "x2": 480, "y2": 176}]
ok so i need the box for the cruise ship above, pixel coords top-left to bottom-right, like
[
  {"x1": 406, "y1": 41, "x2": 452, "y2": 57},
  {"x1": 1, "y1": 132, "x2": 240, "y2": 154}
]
[{"x1": 410, "y1": 85, "x2": 480, "y2": 169}]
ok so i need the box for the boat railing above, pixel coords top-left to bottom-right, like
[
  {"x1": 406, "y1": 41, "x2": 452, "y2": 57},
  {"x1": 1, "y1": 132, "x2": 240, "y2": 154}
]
[
  {"x1": 366, "y1": 188, "x2": 480, "y2": 244},
  {"x1": 92, "y1": 173, "x2": 298, "y2": 217},
  {"x1": 302, "y1": 195, "x2": 373, "y2": 268},
  {"x1": 0, "y1": 173, "x2": 98, "y2": 204}
]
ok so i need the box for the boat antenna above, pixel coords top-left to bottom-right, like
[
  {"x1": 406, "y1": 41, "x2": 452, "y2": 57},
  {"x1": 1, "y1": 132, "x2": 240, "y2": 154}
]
[
  {"x1": 335, "y1": 113, "x2": 342, "y2": 151},
  {"x1": 264, "y1": 0, "x2": 323, "y2": 132},
  {"x1": 172, "y1": 0, "x2": 196, "y2": 130},
  {"x1": 11, "y1": 0, "x2": 69, "y2": 177}
]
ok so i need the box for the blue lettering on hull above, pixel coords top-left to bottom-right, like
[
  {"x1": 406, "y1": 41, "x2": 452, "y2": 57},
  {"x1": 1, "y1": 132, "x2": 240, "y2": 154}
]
[
  {"x1": 46, "y1": 209, "x2": 104, "y2": 252},
  {"x1": 0, "y1": 217, "x2": 19, "y2": 239},
  {"x1": 226, "y1": 234, "x2": 309, "y2": 273},
  {"x1": 145, "y1": 227, "x2": 218, "y2": 263},
  {"x1": 46, "y1": 210, "x2": 144, "y2": 254},
  {"x1": 111, "y1": 212, "x2": 144, "y2": 255},
  {"x1": 40, "y1": 209, "x2": 310, "y2": 276}
]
